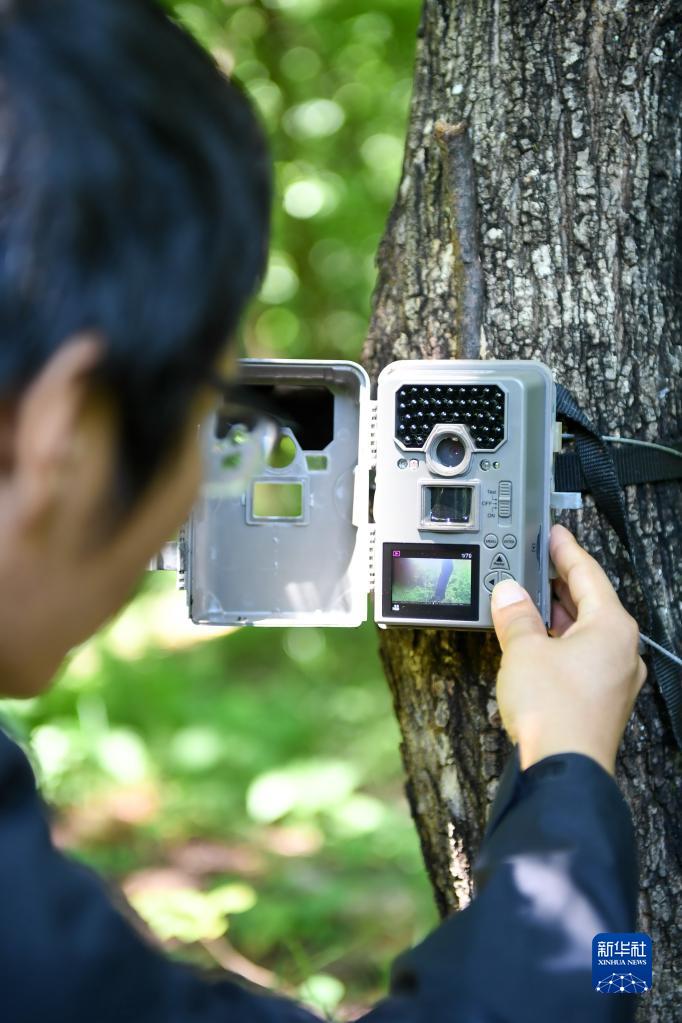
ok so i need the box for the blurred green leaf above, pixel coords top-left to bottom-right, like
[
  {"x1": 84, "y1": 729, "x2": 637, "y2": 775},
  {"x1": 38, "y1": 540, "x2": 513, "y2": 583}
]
[
  {"x1": 131, "y1": 887, "x2": 229, "y2": 943},
  {"x1": 298, "y1": 973, "x2": 345, "y2": 1014},
  {"x1": 209, "y1": 882, "x2": 258, "y2": 915},
  {"x1": 96, "y1": 728, "x2": 150, "y2": 784},
  {"x1": 247, "y1": 758, "x2": 358, "y2": 822}
]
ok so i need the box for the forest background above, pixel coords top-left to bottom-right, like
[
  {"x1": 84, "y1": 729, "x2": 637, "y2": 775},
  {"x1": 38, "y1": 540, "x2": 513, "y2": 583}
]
[{"x1": 0, "y1": 1, "x2": 439, "y2": 1018}]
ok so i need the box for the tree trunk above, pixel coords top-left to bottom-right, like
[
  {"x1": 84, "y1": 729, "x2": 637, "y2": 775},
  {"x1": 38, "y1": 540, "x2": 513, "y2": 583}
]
[{"x1": 363, "y1": 1, "x2": 682, "y2": 1017}]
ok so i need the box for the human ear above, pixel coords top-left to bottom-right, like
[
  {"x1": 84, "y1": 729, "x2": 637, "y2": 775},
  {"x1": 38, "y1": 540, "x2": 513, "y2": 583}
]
[{"x1": 10, "y1": 333, "x2": 106, "y2": 531}]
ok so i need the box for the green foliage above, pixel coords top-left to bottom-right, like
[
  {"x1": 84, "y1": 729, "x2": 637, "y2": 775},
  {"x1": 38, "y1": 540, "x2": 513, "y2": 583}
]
[
  {"x1": 130, "y1": 882, "x2": 257, "y2": 943},
  {"x1": 162, "y1": 0, "x2": 419, "y2": 361}
]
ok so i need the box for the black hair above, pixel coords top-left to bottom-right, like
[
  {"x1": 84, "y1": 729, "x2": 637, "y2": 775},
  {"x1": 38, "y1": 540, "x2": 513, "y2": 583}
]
[{"x1": 0, "y1": 0, "x2": 271, "y2": 512}]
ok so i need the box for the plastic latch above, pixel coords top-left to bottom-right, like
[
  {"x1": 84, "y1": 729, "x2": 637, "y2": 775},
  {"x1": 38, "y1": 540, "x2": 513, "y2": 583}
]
[
  {"x1": 550, "y1": 491, "x2": 583, "y2": 510},
  {"x1": 552, "y1": 421, "x2": 563, "y2": 453},
  {"x1": 147, "y1": 541, "x2": 179, "y2": 573}
]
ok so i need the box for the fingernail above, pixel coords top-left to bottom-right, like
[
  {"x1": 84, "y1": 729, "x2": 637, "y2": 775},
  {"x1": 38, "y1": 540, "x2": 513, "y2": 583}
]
[{"x1": 492, "y1": 579, "x2": 527, "y2": 609}]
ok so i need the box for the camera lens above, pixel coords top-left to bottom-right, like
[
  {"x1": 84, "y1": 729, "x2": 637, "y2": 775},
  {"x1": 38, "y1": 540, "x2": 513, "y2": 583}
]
[
  {"x1": 435, "y1": 436, "x2": 466, "y2": 468},
  {"x1": 424, "y1": 426, "x2": 472, "y2": 478}
]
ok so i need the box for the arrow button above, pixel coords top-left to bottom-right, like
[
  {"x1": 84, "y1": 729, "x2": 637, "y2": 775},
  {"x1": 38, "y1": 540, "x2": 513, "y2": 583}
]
[{"x1": 483, "y1": 570, "x2": 500, "y2": 593}]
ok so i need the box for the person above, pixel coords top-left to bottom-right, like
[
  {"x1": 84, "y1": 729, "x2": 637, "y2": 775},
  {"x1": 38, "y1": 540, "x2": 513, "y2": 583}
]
[{"x1": 0, "y1": 0, "x2": 647, "y2": 1020}]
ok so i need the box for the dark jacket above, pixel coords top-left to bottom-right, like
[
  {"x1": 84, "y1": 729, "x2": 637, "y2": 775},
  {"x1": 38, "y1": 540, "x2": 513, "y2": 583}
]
[{"x1": 0, "y1": 728, "x2": 637, "y2": 1022}]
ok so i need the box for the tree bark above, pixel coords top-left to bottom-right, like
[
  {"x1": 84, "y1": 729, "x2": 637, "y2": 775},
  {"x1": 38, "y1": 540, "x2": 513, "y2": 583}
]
[{"x1": 363, "y1": 1, "x2": 682, "y2": 1017}]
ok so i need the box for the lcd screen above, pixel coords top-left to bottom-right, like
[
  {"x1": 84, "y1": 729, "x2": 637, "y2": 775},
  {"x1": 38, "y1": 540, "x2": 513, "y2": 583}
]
[{"x1": 382, "y1": 543, "x2": 480, "y2": 622}]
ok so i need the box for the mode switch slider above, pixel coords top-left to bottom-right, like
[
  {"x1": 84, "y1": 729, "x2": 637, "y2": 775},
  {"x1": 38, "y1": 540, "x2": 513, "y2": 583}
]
[{"x1": 498, "y1": 480, "x2": 512, "y2": 518}]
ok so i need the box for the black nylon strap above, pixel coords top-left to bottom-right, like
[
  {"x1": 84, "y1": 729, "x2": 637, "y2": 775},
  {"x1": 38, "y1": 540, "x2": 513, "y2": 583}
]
[
  {"x1": 555, "y1": 384, "x2": 682, "y2": 749},
  {"x1": 556, "y1": 444, "x2": 682, "y2": 493}
]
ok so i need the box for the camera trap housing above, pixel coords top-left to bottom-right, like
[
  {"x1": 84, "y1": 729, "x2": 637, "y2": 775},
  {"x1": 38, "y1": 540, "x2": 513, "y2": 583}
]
[{"x1": 173, "y1": 359, "x2": 560, "y2": 630}]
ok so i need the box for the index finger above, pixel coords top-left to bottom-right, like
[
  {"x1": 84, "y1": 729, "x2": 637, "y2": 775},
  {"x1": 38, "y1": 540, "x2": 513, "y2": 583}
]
[{"x1": 549, "y1": 523, "x2": 622, "y2": 619}]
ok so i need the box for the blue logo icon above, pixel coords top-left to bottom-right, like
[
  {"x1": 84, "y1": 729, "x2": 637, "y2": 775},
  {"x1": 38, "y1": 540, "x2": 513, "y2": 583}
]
[{"x1": 592, "y1": 933, "x2": 652, "y2": 994}]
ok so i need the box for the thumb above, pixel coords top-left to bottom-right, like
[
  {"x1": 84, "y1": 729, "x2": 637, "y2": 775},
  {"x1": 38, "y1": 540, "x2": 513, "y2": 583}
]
[{"x1": 491, "y1": 579, "x2": 547, "y2": 652}]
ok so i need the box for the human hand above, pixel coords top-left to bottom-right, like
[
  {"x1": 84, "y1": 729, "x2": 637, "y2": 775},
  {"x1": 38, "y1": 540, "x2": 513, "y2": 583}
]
[{"x1": 489, "y1": 523, "x2": 647, "y2": 776}]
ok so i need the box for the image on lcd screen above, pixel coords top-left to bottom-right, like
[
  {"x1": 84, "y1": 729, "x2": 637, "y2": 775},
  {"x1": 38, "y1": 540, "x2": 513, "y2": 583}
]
[{"x1": 391, "y1": 557, "x2": 472, "y2": 606}]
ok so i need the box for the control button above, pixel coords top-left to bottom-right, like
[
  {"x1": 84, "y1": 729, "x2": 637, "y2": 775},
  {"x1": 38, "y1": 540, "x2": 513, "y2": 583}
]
[
  {"x1": 499, "y1": 571, "x2": 516, "y2": 582},
  {"x1": 498, "y1": 480, "x2": 512, "y2": 518},
  {"x1": 484, "y1": 533, "x2": 499, "y2": 549},
  {"x1": 483, "y1": 570, "x2": 500, "y2": 592},
  {"x1": 502, "y1": 534, "x2": 517, "y2": 549},
  {"x1": 490, "y1": 552, "x2": 510, "y2": 570}
]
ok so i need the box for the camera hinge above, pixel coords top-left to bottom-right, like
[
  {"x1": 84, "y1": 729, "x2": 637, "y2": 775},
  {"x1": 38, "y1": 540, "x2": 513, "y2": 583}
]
[
  {"x1": 369, "y1": 400, "x2": 378, "y2": 468},
  {"x1": 176, "y1": 525, "x2": 188, "y2": 590},
  {"x1": 368, "y1": 524, "x2": 377, "y2": 592}
]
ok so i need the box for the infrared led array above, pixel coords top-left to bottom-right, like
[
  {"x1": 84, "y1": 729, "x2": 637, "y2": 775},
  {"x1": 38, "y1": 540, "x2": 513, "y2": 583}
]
[{"x1": 395, "y1": 384, "x2": 506, "y2": 450}]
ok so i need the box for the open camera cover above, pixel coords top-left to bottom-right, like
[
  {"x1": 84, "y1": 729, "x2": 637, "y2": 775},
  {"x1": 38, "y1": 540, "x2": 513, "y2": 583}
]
[{"x1": 185, "y1": 360, "x2": 372, "y2": 627}]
